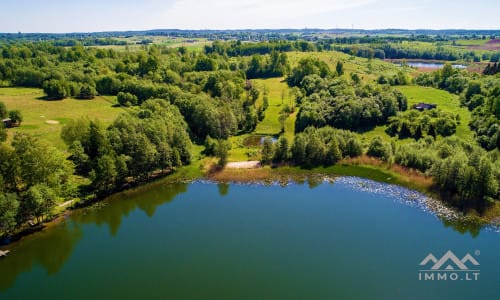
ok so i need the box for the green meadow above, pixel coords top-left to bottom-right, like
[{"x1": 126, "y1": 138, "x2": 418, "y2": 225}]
[
  {"x1": 0, "y1": 88, "x2": 127, "y2": 149},
  {"x1": 396, "y1": 85, "x2": 474, "y2": 140}
]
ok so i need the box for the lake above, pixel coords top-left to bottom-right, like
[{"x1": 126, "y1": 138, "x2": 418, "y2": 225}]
[
  {"x1": 395, "y1": 61, "x2": 467, "y2": 69},
  {"x1": 1, "y1": 178, "x2": 499, "y2": 299}
]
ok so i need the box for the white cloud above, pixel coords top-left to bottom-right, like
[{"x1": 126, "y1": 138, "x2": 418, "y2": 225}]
[{"x1": 161, "y1": 0, "x2": 376, "y2": 29}]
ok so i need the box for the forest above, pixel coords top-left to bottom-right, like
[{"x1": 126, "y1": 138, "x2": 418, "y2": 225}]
[{"x1": 1, "y1": 32, "x2": 500, "y2": 236}]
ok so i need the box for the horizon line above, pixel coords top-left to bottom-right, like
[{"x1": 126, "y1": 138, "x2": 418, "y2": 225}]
[{"x1": 2, "y1": 27, "x2": 500, "y2": 35}]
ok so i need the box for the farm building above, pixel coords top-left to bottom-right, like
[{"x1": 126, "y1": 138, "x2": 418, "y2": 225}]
[
  {"x1": 413, "y1": 103, "x2": 437, "y2": 111},
  {"x1": 2, "y1": 118, "x2": 12, "y2": 128}
]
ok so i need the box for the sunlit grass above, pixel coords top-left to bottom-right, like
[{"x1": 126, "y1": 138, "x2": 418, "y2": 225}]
[
  {"x1": 396, "y1": 86, "x2": 474, "y2": 141},
  {"x1": 0, "y1": 88, "x2": 127, "y2": 150}
]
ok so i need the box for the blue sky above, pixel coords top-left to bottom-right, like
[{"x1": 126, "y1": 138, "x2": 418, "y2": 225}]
[{"x1": 1, "y1": 0, "x2": 499, "y2": 33}]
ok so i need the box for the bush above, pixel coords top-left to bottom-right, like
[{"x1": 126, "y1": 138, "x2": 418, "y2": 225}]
[
  {"x1": 367, "y1": 137, "x2": 392, "y2": 161},
  {"x1": 43, "y1": 79, "x2": 67, "y2": 100},
  {"x1": 78, "y1": 84, "x2": 97, "y2": 99},
  {"x1": 117, "y1": 92, "x2": 138, "y2": 107}
]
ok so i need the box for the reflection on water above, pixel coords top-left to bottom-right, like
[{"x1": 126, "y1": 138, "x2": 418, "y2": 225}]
[
  {"x1": 0, "y1": 178, "x2": 497, "y2": 299},
  {"x1": 396, "y1": 61, "x2": 467, "y2": 69},
  {"x1": 0, "y1": 222, "x2": 83, "y2": 291},
  {"x1": 217, "y1": 182, "x2": 230, "y2": 196},
  {"x1": 72, "y1": 182, "x2": 188, "y2": 235},
  {"x1": 0, "y1": 182, "x2": 188, "y2": 292},
  {"x1": 441, "y1": 218, "x2": 483, "y2": 238}
]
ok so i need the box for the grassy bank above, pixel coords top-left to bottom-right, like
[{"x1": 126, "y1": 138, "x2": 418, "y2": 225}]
[{"x1": 210, "y1": 156, "x2": 433, "y2": 194}]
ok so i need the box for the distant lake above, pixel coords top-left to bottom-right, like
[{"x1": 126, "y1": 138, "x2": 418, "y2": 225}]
[
  {"x1": 396, "y1": 61, "x2": 467, "y2": 69},
  {"x1": 1, "y1": 178, "x2": 499, "y2": 299}
]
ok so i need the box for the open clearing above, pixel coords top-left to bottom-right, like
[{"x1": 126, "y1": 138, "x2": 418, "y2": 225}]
[
  {"x1": 0, "y1": 88, "x2": 127, "y2": 150},
  {"x1": 396, "y1": 86, "x2": 474, "y2": 141},
  {"x1": 253, "y1": 77, "x2": 293, "y2": 136}
]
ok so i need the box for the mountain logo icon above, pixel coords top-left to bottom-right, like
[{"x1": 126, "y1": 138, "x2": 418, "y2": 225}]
[{"x1": 419, "y1": 250, "x2": 479, "y2": 270}]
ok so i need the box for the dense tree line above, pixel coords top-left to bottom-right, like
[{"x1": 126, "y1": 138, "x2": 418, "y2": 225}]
[
  {"x1": 2, "y1": 98, "x2": 194, "y2": 236},
  {"x1": 415, "y1": 63, "x2": 470, "y2": 94},
  {"x1": 394, "y1": 137, "x2": 499, "y2": 209},
  {"x1": 0, "y1": 134, "x2": 74, "y2": 233},
  {"x1": 246, "y1": 52, "x2": 290, "y2": 79},
  {"x1": 260, "y1": 126, "x2": 363, "y2": 167},
  {"x1": 483, "y1": 63, "x2": 500, "y2": 75},
  {"x1": 416, "y1": 64, "x2": 500, "y2": 150},
  {"x1": 204, "y1": 40, "x2": 315, "y2": 57},
  {"x1": 61, "y1": 99, "x2": 191, "y2": 194},
  {"x1": 288, "y1": 59, "x2": 407, "y2": 132},
  {"x1": 333, "y1": 44, "x2": 481, "y2": 62},
  {"x1": 0, "y1": 42, "x2": 264, "y2": 141},
  {"x1": 468, "y1": 82, "x2": 500, "y2": 150},
  {"x1": 386, "y1": 109, "x2": 458, "y2": 139}
]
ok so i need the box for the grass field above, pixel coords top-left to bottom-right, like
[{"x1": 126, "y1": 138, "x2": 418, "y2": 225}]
[
  {"x1": 453, "y1": 39, "x2": 489, "y2": 46},
  {"x1": 288, "y1": 51, "x2": 403, "y2": 82},
  {"x1": 91, "y1": 37, "x2": 210, "y2": 53},
  {"x1": 396, "y1": 86, "x2": 474, "y2": 141},
  {"x1": 0, "y1": 88, "x2": 127, "y2": 149},
  {"x1": 226, "y1": 55, "x2": 473, "y2": 161},
  {"x1": 253, "y1": 77, "x2": 293, "y2": 136},
  {"x1": 227, "y1": 77, "x2": 295, "y2": 162},
  {"x1": 358, "y1": 85, "x2": 475, "y2": 144}
]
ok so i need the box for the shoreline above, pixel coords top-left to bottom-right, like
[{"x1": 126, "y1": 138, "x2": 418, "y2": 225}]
[{"x1": 1, "y1": 158, "x2": 499, "y2": 248}]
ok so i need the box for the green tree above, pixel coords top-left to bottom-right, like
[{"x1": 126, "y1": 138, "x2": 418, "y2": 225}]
[
  {"x1": 23, "y1": 184, "x2": 57, "y2": 223},
  {"x1": 78, "y1": 84, "x2": 97, "y2": 99},
  {"x1": 43, "y1": 79, "x2": 67, "y2": 100},
  {"x1": 336, "y1": 61, "x2": 344, "y2": 76},
  {"x1": 465, "y1": 81, "x2": 482, "y2": 101},
  {"x1": 0, "y1": 102, "x2": 7, "y2": 119},
  {"x1": 399, "y1": 121, "x2": 412, "y2": 139},
  {"x1": 428, "y1": 123, "x2": 437, "y2": 138},
  {"x1": 0, "y1": 193, "x2": 19, "y2": 233},
  {"x1": 345, "y1": 137, "x2": 363, "y2": 157},
  {"x1": 325, "y1": 138, "x2": 342, "y2": 165},
  {"x1": 305, "y1": 133, "x2": 325, "y2": 166},
  {"x1": 68, "y1": 140, "x2": 90, "y2": 174},
  {"x1": 117, "y1": 92, "x2": 138, "y2": 107},
  {"x1": 61, "y1": 117, "x2": 90, "y2": 146},
  {"x1": 351, "y1": 73, "x2": 361, "y2": 84},
  {"x1": 476, "y1": 156, "x2": 498, "y2": 199},
  {"x1": 261, "y1": 137, "x2": 274, "y2": 164},
  {"x1": 367, "y1": 136, "x2": 392, "y2": 162},
  {"x1": 414, "y1": 125, "x2": 423, "y2": 140},
  {"x1": 92, "y1": 154, "x2": 118, "y2": 192},
  {"x1": 273, "y1": 136, "x2": 290, "y2": 163},
  {"x1": 215, "y1": 140, "x2": 230, "y2": 167},
  {"x1": 0, "y1": 125, "x2": 6, "y2": 142},
  {"x1": 291, "y1": 134, "x2": 307, "y2": 164},
  {"x1": 262, "y1": 95, "x2": 269, "y2": 110},
  {"x1": 8, "y1": 110, "x2": 22, "y2": 126},
  {"x1": 439, "y1": 63, "x2": 455, "y2": 89},
  {"x1": 11, "y1": 133, "x2": 73, "y2": 193}
]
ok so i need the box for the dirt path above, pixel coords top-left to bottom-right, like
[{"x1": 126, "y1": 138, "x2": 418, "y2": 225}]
[
  {"x1": 226, "y1": 161, "x2": 261, "y2": 169},
  {"x1": 57, "y1": 200, "x2": 74, "y2": 208}
]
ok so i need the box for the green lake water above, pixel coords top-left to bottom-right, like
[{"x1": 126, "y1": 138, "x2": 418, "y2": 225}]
[{"x1": 0, "y1": 177, "x2": 499, "y2": 299}]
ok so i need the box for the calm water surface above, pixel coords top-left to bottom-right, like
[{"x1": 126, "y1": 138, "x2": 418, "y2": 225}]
[
  {"x1": 396, "y1": 62, "x2": 467, "y2": 69},
  {"x1": 0, "y1": 178, "x2": 499, "y2": 299}
]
